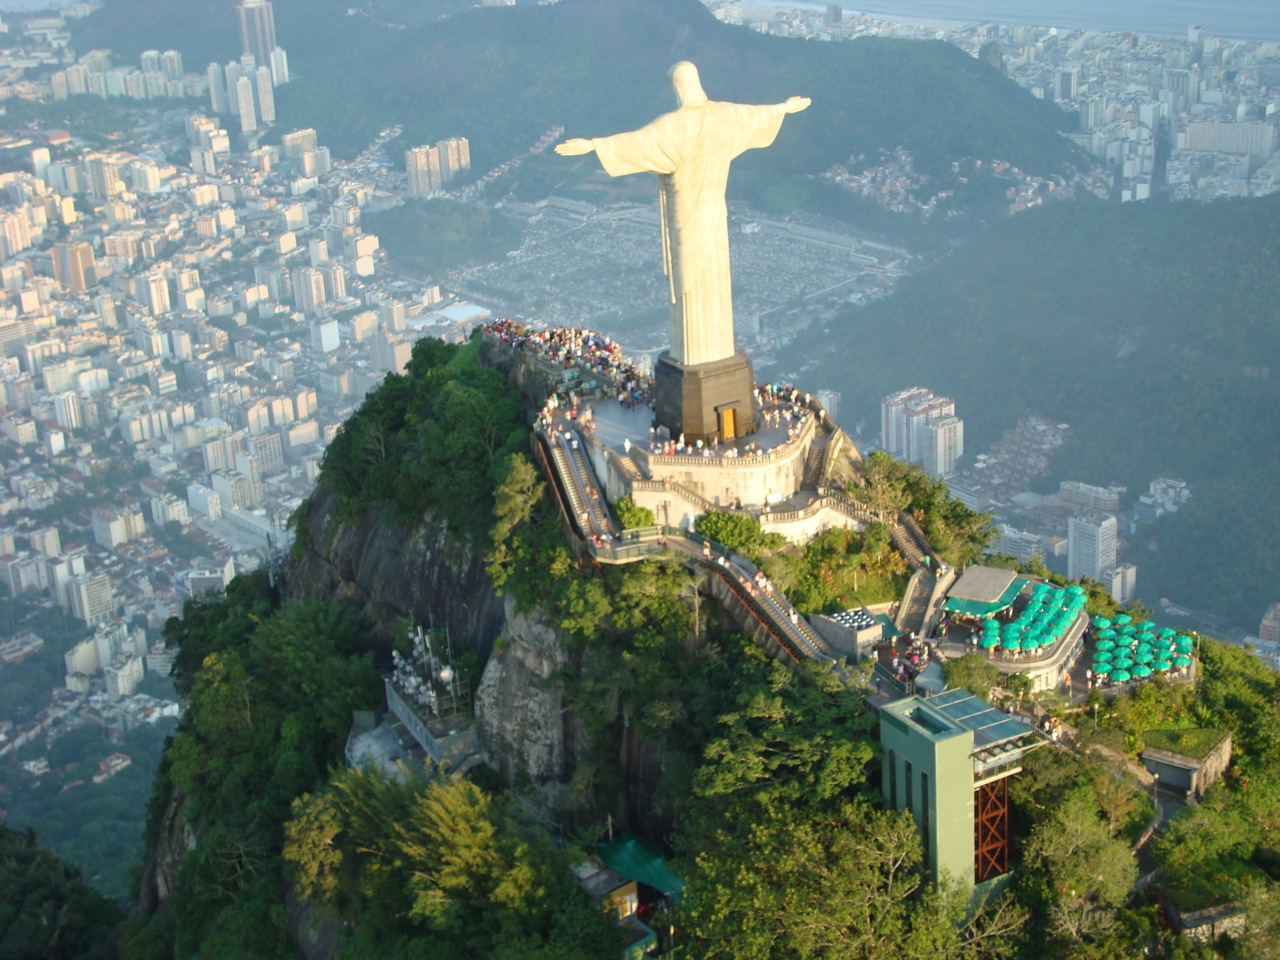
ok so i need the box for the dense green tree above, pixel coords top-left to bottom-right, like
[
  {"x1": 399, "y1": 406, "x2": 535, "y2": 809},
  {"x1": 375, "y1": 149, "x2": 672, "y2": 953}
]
[
  {"x1": 693, "y1": 511, "x2": 785, "y2": 562},
  {"x1": 320, "y1": 336, "x2": 528, "y2": 539},
  {"x1": 285, "y1": 770, "x2": 620, "y2": 959},
  {"x1": 614, "y1": 495, "x2": 654, "y2": 529},
  {"x1": 1023, "y1": 785, "x2": 1137, "y2": 947},
  {"x1": 0, "y1": 825, "x2": 122, "y2": 960}
]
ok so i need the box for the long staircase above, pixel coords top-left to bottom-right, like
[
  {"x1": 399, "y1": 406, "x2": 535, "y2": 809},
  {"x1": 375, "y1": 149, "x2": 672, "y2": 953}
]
[
  {"x1": 896, "y1": 569, "x2": 935, "y2": 635},
  {"x1": 800, "y1": 433, "x2": 830, "y2": 489},
  {"x1": 546, "y1": 429, "x2": 617, "y2": 540}
]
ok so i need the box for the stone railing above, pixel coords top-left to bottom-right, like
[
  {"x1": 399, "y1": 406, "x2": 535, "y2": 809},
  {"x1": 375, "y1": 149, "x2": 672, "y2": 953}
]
[{"x1": 639, "y1": 415, "x2": 816, "y2": 470}]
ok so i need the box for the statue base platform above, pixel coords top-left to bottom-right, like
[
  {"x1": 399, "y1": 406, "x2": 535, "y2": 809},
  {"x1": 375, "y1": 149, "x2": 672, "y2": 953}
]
[{"x1": 654, "y1": 350, "x2": 758, "y2": 444}]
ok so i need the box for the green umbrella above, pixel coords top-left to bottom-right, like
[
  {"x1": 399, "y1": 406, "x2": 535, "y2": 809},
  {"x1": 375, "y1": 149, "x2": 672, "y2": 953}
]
[
  {"x1": 1067, "y1": 584, "x2": 1086, "y2": 595},
  {"x1": 1095, "y1": 639, "x2": 1116, "y2": 652},
  {"x1": 1153, "y1": 659, "x2": 1172, "y2": 672},
  {"x1": 980, "y1": 634, "x2": 1000, "y2": 649},
  {"x1": 1113, "y1": 656, "x2": 1135, "y2": 671},
  {"x1": 1032, "y1": 582, "x2": 1051, "y2": 595},
  {"x1": 1093, "y1": 650, "x2": 1114, "y2": 663},
  {"x1": 1176, "y1": 636, "x2": 1195, "y2": 651},
  {"x1": 1096, "y1": 629, "x2": 1116, "y2": 641},
  {"x1": 1022, "y1": 637, "x2": 1041, "y2": 652},
  {"x1": 1112, "y1": 669, "x2": 1132, "y2": 683},
  {"x1": 1002, "y1": 636, "x2": 1020, "y2": 650},
  {"x1": 1115, "y1": 614, "x2": 1132, "y2": 625},
  {"x1": 1116, "y1": 633, "x2": 1136, "y2": 647},
  {"x1": 1157, "y1": 627, "x2": 1177, "y2": 638},
  {"x1": 1133, "y1": 664, "x2": 1153, "y2": 678},
  {"x1": 1137, "y1": 620, "x2": 1156, "y2": 632},
  {"x1": 1092, "y1": 617, "x2": 1113, "y2": 629},
  {"x1": 1093, "y1": 661, "x2": 1113, "y2": 675},
  {"x1": 1119, "y1": 624, "x2": 1137, "y2": 636},
  {"x1": 1135, "y1": 643, "x2": 1154, "y2": 656},
  {"x1": 1138, "y1": 631, "x2": 1156, "y2": 644},
  {"x1": 1134, "y1": 649, "x2": 1154, "y2": 664},
  {"x1": 1172, "y1": 655, "x2": 1192, "y2": 667}
]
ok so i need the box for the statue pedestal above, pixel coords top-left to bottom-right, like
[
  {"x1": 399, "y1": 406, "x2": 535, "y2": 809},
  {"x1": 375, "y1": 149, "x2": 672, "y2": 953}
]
[{"x1": 654, "y1": 350, "x2": 758, "y2": 443}]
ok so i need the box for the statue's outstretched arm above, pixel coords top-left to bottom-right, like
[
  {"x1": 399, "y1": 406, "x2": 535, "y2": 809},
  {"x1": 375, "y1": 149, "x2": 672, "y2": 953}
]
[
  {"x1": 555, "y1": 138, "x2": 596, "y2": 156},
  {"x1": 784, "y1": 96, "x2": 811, "y2": 114}
]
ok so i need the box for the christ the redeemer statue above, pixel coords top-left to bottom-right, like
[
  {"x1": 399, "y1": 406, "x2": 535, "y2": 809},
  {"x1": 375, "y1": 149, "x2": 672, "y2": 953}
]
[{"x1": 557, "y1": 62, "x2": 809, "y2": 369}]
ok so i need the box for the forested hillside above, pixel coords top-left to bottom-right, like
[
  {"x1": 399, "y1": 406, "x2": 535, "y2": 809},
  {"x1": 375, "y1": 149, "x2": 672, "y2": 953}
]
[
  {"x1": 71, "y1": 0, "x2": 1077, "y2": 178},
  {"x1": 784, "y1": 192, "x2": 1280, "y2": 628}
]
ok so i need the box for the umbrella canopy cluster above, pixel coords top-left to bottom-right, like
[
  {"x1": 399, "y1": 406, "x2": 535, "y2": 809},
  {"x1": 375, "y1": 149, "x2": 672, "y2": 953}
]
[
  {"x1": 1093, "y1": 632, "x2": 1195, "y2": 685},
  {"x1": 979, "y1": 583, "x2": 1085, "y2": 654}
]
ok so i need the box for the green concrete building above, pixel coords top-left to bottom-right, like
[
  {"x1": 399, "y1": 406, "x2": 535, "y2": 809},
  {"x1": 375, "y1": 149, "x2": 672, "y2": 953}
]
[{"x1": 880, "y1": 689, "x2": 1040, "y2": 889}]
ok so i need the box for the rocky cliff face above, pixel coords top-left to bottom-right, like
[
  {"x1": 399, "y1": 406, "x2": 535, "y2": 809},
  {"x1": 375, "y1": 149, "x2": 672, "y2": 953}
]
[
  {"x1": 474, "y1": 596, "x2": 586, "y2": 816},
  {"x1": 287, "y1": 483, "x2": 507, "y2": 660},
  {"x1": 289, "y1": 481, "x2": 588, "y2": 811},
  {"x1": 136, "y1": 789, "x2": 198, "y2": 915}
]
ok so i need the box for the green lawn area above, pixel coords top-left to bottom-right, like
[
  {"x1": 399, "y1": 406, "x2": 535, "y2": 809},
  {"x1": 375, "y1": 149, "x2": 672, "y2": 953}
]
[{"x1": 1143, "y1": 727, "x2": 1229, "y2": 760}]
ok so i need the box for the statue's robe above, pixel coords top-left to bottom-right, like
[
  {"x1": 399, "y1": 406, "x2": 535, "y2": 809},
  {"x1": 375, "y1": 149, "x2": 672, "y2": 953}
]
[{"x1": 591, "y1": 101, "x2": 786, "y2": 367}]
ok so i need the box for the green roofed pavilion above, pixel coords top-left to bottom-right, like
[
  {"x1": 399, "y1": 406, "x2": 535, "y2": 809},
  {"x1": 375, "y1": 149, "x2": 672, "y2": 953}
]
[
  {"x1": 943, "y1": 566, "x2": 1029, "y2": 618},
  {"x1": 597, "y1": 834, "x2": 684, "y2": 903}
]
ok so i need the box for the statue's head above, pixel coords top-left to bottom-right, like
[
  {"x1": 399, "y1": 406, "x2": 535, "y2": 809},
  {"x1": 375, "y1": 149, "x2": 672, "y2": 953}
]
[{"x1": 669, "y1": 61, "x2": 708, "y2": 108}]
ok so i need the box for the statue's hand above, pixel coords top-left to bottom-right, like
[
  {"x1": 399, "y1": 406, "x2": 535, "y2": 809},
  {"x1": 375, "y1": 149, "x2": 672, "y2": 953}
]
[
  {"x1": 555, "y1": 138, "x2": 595, "y2": 156},
  {"x1": 784, "y1": 96, "x2": 811, "y2": 114}
]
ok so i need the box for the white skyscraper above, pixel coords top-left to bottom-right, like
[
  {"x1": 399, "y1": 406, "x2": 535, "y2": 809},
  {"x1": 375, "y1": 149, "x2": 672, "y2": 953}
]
[
  {"x1": 922, "y1": 415, "x2": 964, "y2": 479},
  {"x1": 237, "y1": 0, "x2": 277, "y2": 71},
  {"x1": 1068, "y1": 513, "x2": 1118, "y2": 582},
  {"x1": 207, "y1": 62, "x2": 228, "y2": 113},
  {"x1": 269, "y1": 46, "x2": 289, "y2": 85},
  {"x1": 236, "y1": 75, "x2": 258, "y2": 134},
  {"x1": 254, "y1": 66, "x2": 275, "y2": 124},
  {"x1": 53, "y1": 391, "x2": 82, "y2": 431},
  {"x1": 225, "y1": 61, "x2": 242, "y2": 115},
  {"x1": 880, "y1": 386, "x2": 933, "y2": 458}
]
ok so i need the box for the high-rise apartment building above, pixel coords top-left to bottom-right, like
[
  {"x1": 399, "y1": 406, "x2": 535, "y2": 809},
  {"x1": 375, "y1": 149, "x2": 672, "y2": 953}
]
[
  {"x1": 904, "y1": 395, "x2": 956, "y2": 465},
  {"x1": 922, "y1": 415, "x2": 964, "y2": 479},
  {"x1": 160, "y1": 49, "x2": 183, "y2": 80},
  {"x1": 292, "y1": 266, "x2": 327, "y2": 315},
  {"x1": 53, "y1": 391, "x2": 82, "y2": 431},
  {"x1": 254, "y1": 66, "x2": 275, "y2": 124},
  {"x1": 207, "y1": 62, "x2": 227, "y2": 113},
  {"x1": 52, "y1": 241, "x2": 96, "y2": 294},
  {"x1": 438, "y1": 137, "x2": 471, "y2": 182},
  {"x1": 142, "y1": 271, "x2": 170, "y2": 316},
  {"x1": 1106, "y1": 563, "x2": 1138, "y2": 605},
  {"x1": 281, "y1": 128, "x2": 317, "y2": 160},
  {"x1": 1067, "y1": 513, "x2": 1117, "y2": 582},
  {"x1": 269, "y1": 46, "x2": 289, "y2": 85},
  {"x1": 1259, "y1": 604, "x2": 1280, "y2": 644},
  {"x1": 236, "y1": 75, "x2": 258, "y2": 134},
  {"x1": 68, "y1": 572, "x2": 114, "y2": 627},
  {"x1": 237, "y1": 0, "x2": 277, "y2": 74},
  {"x1": 309, "y1": 319, "x2": 339, "y2": 354},
  {"x1": 224, "y1": 61, "x2": 242, "y2": 115},
  {"x1": 406, "y1": 144, "x2": 443, "y2": 195},
  {"x1": 880, "y1": 386, "x2": 934, "y2": 458},
  {"x1": 881, "y1": 386, "x2": 961, "y2": 473}
]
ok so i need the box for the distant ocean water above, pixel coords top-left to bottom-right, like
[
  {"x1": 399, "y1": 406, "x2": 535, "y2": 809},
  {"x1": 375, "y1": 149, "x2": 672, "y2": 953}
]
[{"x1": 757, "y1": 0, "x2": 1280, "y2": 42}]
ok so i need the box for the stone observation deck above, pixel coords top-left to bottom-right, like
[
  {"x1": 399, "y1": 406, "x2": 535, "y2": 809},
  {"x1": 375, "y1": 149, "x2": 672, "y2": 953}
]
[{"x1": 480, "y1": 321, "x2": 881, "y2": 546}]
